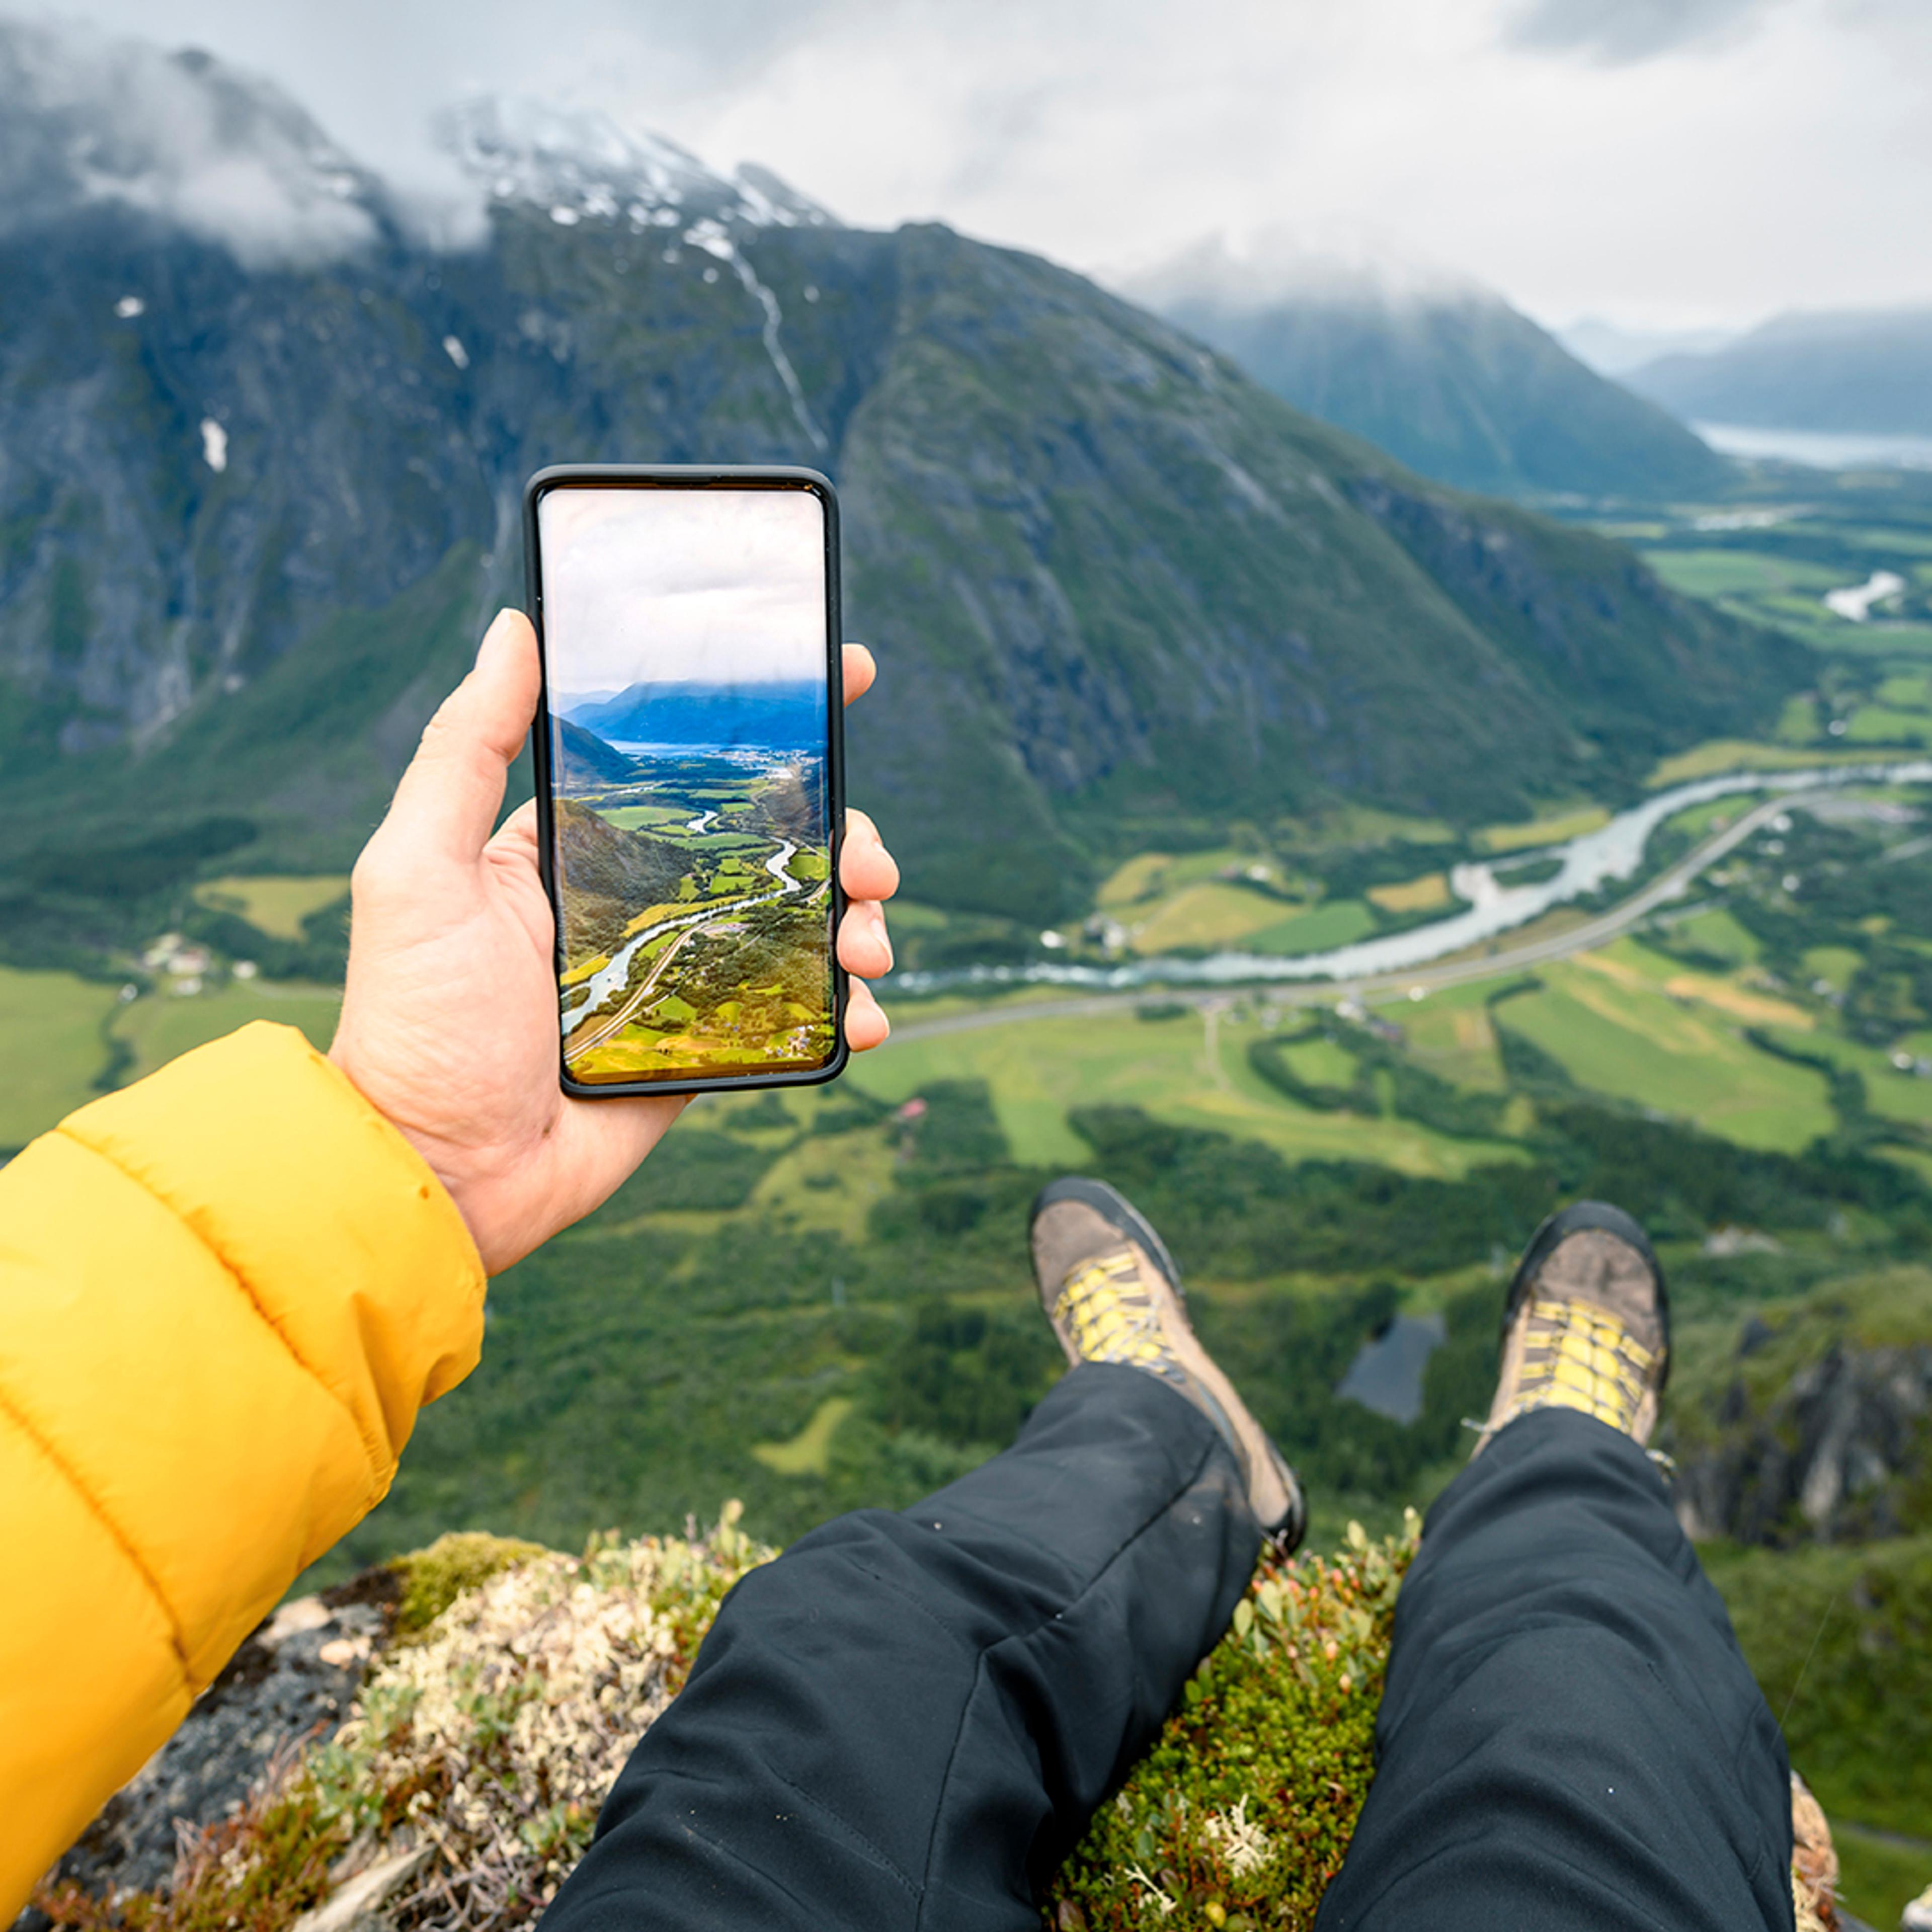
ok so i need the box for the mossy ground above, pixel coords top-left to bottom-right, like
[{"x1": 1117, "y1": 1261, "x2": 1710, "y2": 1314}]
[
  {"x1": 386, "y1": 1531, "x2": 550, "y2": 1639},
  {"x1": 1045, "y1": 1516, "x2": 1418, "y2": 1930}
]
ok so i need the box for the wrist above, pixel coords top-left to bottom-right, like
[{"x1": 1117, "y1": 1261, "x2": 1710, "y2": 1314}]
[{"x1": 326, "y1": 1035, "x2": 491, "y2": 1264}]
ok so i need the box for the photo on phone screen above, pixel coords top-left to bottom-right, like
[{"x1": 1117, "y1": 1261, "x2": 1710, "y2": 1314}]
[{"x1": 530, "y1": 473, "x2": 841, "y2": 1091}]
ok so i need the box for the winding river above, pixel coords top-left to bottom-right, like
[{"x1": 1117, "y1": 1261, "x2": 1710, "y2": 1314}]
[
  {"x1": 562, "y1": 837, "x2": 801, "y2": 1033},
  {"x1": 896, "y1": 760, "x2": 1932, "y2": 996}
]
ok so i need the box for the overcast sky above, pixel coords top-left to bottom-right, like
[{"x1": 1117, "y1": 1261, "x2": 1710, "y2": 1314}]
[
  {"x1": 539, "y1": 485, "x2": 827, "y2": 698},
  {"x1": 21, "y1": 0, "x2": 1932, "y2": 329}
]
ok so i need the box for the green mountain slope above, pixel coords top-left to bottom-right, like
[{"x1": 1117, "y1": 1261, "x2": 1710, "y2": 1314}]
[
  {"x1": 556, "y1": 718, "x2": 643, "y2": 786},
  {"x1": 830, "y1": 228, "x2": 1800, "y2": 908},
  {"x1": 1133, "y1": 254, "x2": 1730, "y2": 502}
]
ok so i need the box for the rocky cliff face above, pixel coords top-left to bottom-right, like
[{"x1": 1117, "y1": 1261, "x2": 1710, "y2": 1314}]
[
  {"x1": 1669, "y1": 1273, "x2": 1932, "y2": 1546},
  {"x1": 0, "y1": 26, "x2": 1810, "y2": 922},
  {"x1": 1675, "y1": 1334, "x2": 1931, "y2": 1545}
]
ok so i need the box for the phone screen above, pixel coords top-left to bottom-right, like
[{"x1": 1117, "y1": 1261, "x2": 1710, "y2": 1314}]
[{"x1": 532, "y1": 477, "x2": 840, "y2": 1090}]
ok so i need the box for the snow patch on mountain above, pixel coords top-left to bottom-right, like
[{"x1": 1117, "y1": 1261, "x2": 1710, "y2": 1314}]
[
  {"x1": 0, "y1": 22, "x2": 835, "y2": 270},
  {"x1": 429, "y1": 98, "x2": 831, "y2": 447},
  {"x1": 435, "y1": 97, "x2": 835, "y2": 237}
]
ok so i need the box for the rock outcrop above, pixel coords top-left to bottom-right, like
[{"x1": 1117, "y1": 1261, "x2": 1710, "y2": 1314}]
[
  {"x1": 1673, "y1": 1337, "x2": 1930, "y2": 1546},
  {"x1": 22, "y1": 1578, "x2": 392, "y2": 1914}
]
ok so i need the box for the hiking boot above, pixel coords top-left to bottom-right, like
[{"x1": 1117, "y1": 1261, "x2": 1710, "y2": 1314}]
[
  {"x1": 1029, "y1": 1176, "x2": 1306, "y2": 1550},
  {"x1": 1472, "y1": 1200, "x2": 1669, "y2": 1455}
]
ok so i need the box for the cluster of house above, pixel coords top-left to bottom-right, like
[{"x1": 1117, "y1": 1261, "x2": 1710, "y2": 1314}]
[{"x1": 137, "y1": 933, "x2": 256, "y2": 996}]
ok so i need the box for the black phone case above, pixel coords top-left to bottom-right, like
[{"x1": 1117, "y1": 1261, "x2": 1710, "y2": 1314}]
[{"x1": 524, "y1": 463, "x2": 849, "y2": 1099}]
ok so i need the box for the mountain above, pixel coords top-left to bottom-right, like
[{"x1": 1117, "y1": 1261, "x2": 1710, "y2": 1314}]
[
  {"x1": 0, "y1": 26, "x2": 1809, "y2": 934},
  {"x1": 567, "y1": 681, "x2": 823, "y2": 750},
  {"x1": 1556, "y1": 319, "x2": 1741, "y2": 380},
  {"x1": 1124, "y1": 244, "x2": 1730, "y2": 502},
  {"x1": 551, "y1": 796, "x2": 686, "y2": 959},
  {"x1": 1626, "y1": 308, "x2": 1932, "y2": 437},
  {"x1": 0, "y1": 20, "x2": 390, "y2": 263},
  {"x1": 554, "y1": 718, "x2": 640, "y2": 787}
]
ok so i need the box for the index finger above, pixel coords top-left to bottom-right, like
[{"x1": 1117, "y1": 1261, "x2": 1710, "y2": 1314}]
[{"x1": 378, "y1": 609, "x2": 538, "y2": 864}]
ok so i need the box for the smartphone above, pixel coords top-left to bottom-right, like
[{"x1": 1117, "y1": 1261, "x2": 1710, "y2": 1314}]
[{"x1": 524, "y1": 464, "x2": 846, "y2": 1097}]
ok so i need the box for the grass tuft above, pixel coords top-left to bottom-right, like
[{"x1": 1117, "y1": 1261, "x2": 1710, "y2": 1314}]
[{"x1": 387, "y1": 1531, "x2": 551, "y2": 1640}]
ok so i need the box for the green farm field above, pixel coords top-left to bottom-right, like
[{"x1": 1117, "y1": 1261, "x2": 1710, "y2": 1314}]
[
  {"x1": 1493, "y1": 945, "x2": 1836, "y2": 1152},
  {"x1": 112, "y1": 981, "x2": 343, "y2": 1082},
  {"x1": 191, "y1": 874, "x2": 349, "y2": 942},
  {"x1": 845, "y1": 998, "x2": 1528, "y2": 1179},
  {"x1": 0, "y1": 971, "x2": 344, "y2": 1149},
  {"x1": 0, "y1": 967, "x2": 122, "y2": 1149},
  {"x1": 1638, "y1": 498, "x2": 1932, "y2": 671}
]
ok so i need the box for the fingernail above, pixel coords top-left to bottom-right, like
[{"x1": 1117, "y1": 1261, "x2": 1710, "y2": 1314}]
[
  {"x1": 477, "y1": 608, "x2": 517, "y2": 658},
  {"x1": 874, "y1": 904, "x2": 894, "y2": 971}
]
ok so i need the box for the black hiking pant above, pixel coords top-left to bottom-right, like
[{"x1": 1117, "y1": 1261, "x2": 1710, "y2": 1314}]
[{"x1": 540, "y1": 1365, "x2": 1792, "y2": 1932}]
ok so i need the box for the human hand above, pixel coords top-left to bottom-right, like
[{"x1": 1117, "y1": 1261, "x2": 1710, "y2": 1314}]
[{"x1": 328, "y1": 609, "x2": 900, "y2": 1273}]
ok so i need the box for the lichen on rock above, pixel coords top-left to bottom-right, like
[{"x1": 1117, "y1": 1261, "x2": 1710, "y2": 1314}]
[{"x1": 34, "y1": 1506, "x2": 772, "y2": 1932}]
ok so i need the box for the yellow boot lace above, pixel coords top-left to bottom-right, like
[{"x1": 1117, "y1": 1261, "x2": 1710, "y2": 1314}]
[
  {"x1": 1498, "y1": 1297, "x2": 1658, "y2": 1436},
  {"x1": 1052, "y1": 1250, "x2": 1178, "y2": 1373}
]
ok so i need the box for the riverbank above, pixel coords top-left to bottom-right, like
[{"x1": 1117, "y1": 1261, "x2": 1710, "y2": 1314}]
[{"x1": 894, "y1": 760, "x2": 1932, "y2": 998}]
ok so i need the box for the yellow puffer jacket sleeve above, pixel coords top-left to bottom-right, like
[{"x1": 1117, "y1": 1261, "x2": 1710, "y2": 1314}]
[{"x1": 0, "y1": 1021, "x2": 486, "y2": 1915}]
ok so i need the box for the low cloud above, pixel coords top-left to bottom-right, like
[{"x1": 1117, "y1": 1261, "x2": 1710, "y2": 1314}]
[
  {"x1": 1116, "y1": 230, "x2": 1485, "y2": 315},
  {"x1": 0, "y1": 17, "x2": 383, "y2": 264},
  {"x1": 1503, "y1": 0, "x2": 1778, "y2": 63},
  {"x1": 8, "y1": 0, "x2": 1932, "y2": 324},
  {"x1": 24, "y1": 0, "x2": 872, "y2": 224}
]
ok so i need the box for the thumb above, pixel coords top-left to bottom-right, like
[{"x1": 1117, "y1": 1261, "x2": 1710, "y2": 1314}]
[{"x1": 382, "y1": 610, "x2": 540, "y2": 861}]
